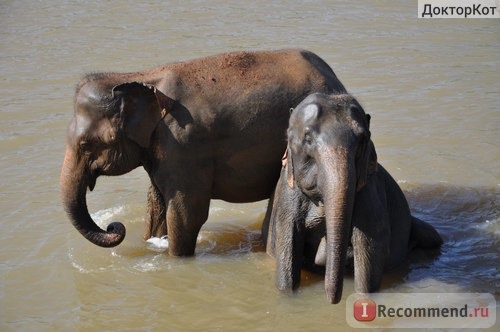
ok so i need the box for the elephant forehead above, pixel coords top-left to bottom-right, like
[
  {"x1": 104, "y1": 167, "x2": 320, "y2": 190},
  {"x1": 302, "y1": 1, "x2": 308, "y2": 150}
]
[
  {"x1": 75, "y1": 113, "x2": 92, "y2": 137},
  {"x1": 291, "y1": 102, "x2": 318, "y2": 120},
  {"x1": 74, "y1": 113, "x2": 115, "y2": 142},
  {"x1": 301, "y1": 103, "x2": 320, "y2": 122}
]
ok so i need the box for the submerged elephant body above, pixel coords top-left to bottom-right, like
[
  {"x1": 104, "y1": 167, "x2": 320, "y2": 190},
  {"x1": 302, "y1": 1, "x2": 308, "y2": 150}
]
[
  {"x1": 60, "y1": 49, "x2": 347, "y2": 256},
  {"x1": 263, "y1": 93, "x2": 443, "y2": 303}
]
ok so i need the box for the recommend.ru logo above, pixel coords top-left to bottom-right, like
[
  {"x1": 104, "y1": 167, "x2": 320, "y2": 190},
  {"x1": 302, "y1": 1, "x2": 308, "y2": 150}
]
[
  {"x1": 346, "y1": 293, "x2": 496, "y2": 329},
  {"x1": 353, "y1": 299, "x2": 377, "y2": 321}
]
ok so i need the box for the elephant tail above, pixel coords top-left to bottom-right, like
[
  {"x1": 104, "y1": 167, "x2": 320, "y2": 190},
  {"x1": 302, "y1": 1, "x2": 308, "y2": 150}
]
[{"x1": 409, "y1": 216, "x2": 443, "y2": 249}]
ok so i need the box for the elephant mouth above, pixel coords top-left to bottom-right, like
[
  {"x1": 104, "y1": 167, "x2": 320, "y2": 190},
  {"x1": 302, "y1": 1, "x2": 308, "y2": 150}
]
[
  {"x1": 88, "y1": 167, "x2": 100, "y2": 191},
  {"x1": 301, "y1": 180, "x2": 317, "y2": 192},
  {"x1": 88, "y1": 173, "x2": 97, "y2": 191},
  {"x1": 300, "y1": 184, "x2": 322, "y2": 205}
]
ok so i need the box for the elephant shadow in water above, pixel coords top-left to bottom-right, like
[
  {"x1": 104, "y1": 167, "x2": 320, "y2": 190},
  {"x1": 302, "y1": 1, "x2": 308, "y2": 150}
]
[{"x1": 262, "y1": 93, "x2": 443, "y2": 304}]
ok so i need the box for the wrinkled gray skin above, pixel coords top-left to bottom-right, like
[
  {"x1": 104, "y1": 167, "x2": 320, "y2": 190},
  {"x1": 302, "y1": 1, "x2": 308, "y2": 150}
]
[
  {"x1": 60, "y1": 49, "x2": 347, "y2": 256},
  {"x1": 262, "y1": 93, "x2": 443, "y2": 304}
]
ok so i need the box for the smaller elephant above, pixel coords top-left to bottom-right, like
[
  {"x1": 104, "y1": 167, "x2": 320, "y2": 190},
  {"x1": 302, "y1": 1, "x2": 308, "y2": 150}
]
[{"x1": 263, "y1": 93, "x2": 442, "y2": 304}]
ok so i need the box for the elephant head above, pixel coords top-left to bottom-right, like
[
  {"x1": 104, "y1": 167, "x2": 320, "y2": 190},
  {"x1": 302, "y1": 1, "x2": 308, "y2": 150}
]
[
  {"x1": 285, "y1": 93, "x2": 377, "y2": 303},
  {"x1": 60, "y1": 76, "x2": 174, "y2": 247}
]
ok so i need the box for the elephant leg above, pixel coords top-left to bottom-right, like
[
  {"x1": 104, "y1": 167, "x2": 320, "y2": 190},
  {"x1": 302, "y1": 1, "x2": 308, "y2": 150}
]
[
  {"x1": 161, "y1": 165, "x2": 213, "y2": 257},
  {"x1": 351, "y1": 172, "x2": 392, "y2": 293},
  {"x1": 144, "y1": 182, "x2": 167, "y2": 240},
  {"x1": 351, "y1": 185, "x2": 390, "y2": 293},
  {"x1": 261, "y1": 189, "x2": 276, "y2": 257},
  {"x1": 275, "y1": 206, "x2": 305, "y2": 291},
  {"x1": 165, "y1": 191, "x2": 211, "y2": 256},
  {"x1": 352, "y1": 225, "x2": 387, "y2": 293},
  {"x1": 273, "y1": 171, "x2": 307, "y2": 291}
]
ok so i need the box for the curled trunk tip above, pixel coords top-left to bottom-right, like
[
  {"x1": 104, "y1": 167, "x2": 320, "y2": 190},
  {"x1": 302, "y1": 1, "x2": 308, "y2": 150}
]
[
  {"x1": 85, "y1": 222, "x2": 126, "y2": 248},
  {"x1": 60, "y1": 148, "x2": 127, "y2": 248}
]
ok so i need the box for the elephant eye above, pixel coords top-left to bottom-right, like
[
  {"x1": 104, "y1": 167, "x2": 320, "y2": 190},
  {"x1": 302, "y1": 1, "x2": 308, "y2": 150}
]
[
  {"x1": 79, "y1": 140, "x2": 89, "y2": 149},
  {"x1": 303, "y1": 127, "x2": 313, "y2": 144},
  {"x1": 79, "y1": 139, "x2": 97, "y2": 152}
]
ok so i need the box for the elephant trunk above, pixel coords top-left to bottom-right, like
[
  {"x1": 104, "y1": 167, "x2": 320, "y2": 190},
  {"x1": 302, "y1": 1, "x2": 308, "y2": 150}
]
[
  {"x1": 320, "y1": 146, "x2": 356, "y2": 304},
  {"x1": 60, "y1": 147, "x2": 125, "y2": 247}
]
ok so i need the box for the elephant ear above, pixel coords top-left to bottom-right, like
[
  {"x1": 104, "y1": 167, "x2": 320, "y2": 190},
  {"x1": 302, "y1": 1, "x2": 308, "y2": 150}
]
[
  {"x1": 282, "y1": 146, "x2": 294, "y2": 188},
  {"x1": 355, "y1": 114, "x2": 378, "y2": 192},
  {"x1": 112, "y1": 82, "x2": 174, "y2": 148}
]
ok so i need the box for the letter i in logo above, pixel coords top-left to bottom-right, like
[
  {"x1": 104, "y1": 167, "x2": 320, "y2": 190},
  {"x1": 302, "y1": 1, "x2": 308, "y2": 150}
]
[{"x1": 353, "y1": 299, "x2": 376, "y2": 321}]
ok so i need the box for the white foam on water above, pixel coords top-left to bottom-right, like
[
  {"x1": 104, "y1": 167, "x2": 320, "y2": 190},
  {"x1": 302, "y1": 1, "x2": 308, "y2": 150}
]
[
  {"x1": 67, "y1": 247, "x2": 111, "y2": 274},
  {"x1": 133, "y1": 255, "x2": 171, "y2": 272},
  {"x1": 90, "y1": 205, "x2": 126, "y2": 228},
  {"x1": 146, "y1": 236, "x2": 169, "y2": 252}
]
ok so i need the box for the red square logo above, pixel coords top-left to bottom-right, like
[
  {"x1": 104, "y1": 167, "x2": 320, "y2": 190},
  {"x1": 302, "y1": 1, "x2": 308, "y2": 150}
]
[{"x1": 353, "y1": 298, "x2": 376, "y2": 321}]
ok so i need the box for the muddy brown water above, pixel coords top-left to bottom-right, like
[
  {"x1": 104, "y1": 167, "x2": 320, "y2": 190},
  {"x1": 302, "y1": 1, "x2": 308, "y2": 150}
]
[{"x1": 1, "y1": 1, "x2": 498, "y2": 331}]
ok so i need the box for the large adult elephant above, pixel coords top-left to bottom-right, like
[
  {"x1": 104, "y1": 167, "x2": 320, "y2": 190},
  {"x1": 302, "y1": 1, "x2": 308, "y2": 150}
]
[
  {"x1": 264, "y1": 93, "x2": 443, "y2": 303},
  {"x1": 60, "y1": 49, "x2": 347, "y2": 256}
]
